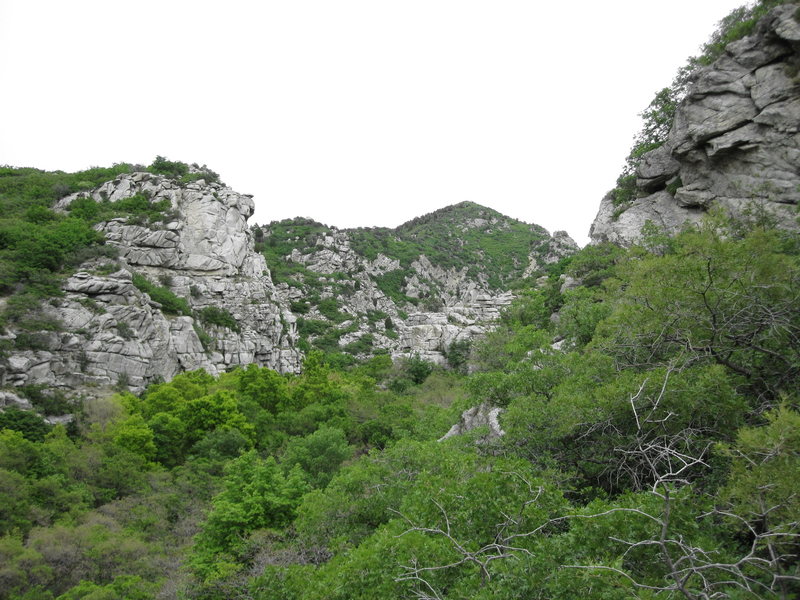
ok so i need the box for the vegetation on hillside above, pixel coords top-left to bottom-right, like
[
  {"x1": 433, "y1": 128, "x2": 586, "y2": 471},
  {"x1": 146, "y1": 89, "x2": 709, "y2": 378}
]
[
  {"x1": 256, "y1": 203, "x2": 557, "y2": 356},
  {"x1": 2, "y1": 5, "x2": 800, "y2": 598},
  {"x1": 260, "y1": 202, "x2": 551, "y2": 291},
  {"x1": 1, "y1": 204, "x2": 798, "y2": 599}
]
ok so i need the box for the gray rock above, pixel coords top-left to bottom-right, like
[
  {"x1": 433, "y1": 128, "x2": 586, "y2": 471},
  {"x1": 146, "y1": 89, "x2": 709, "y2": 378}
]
[
  {"x1": 590, "y1": 5, "x2": 800, "y2": 246},
  {"x1": 4, "y1": 173, "x2": 302, "y2": 395},
  {"x1": 439, "y1": 402, "x2": 505, "y2": 441},
  {"x1": 637, "y1": 145, "x2": 681, "y2": 192}
]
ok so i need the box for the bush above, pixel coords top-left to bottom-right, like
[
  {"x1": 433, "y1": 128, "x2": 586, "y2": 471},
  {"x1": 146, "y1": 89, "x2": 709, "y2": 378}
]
[
  {"x1": 131, "y1": 273, "x2": 191, "y2": 316},
  {"x1": 197, "y1": 306, "x2": 240, "y2": 332},
  {"x1": 147, "y1": 156, "x2": 188, "y2": 179},
  {"x1": 18, "y1": 385, "x2": 74, "y2": 415},
  {"x1": 343, "y1": 333, "x2": 375, "y2": 355},
  {"x1": 0, "y1": 408, "x2": 51, "y2": 442}
]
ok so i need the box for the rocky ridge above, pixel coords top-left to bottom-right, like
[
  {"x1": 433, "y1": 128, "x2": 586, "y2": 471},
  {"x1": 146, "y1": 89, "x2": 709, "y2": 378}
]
[
  {"x1": 262, "y1": 205, "x2": 578, "y2": 365},
  {"x1": 0, "y1": 175, "x2": 577, "y2": 398},
  {"x1": 591, "y1": 4, "x2": 800, "y2": 245},
  {"x1": 1, "y1": 172, "x2": 301, "y2": 394}
]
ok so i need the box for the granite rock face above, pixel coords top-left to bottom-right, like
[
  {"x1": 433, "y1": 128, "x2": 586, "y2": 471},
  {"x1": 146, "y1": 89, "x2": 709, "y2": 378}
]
[
  {"x1": 1, "y1": 175, "x2": 578, "y2": 399},
  {"x1": 1, "y1": 173, "x2": 301, "y2": 395},
  {"x1": 591, "y1": 5, "x2": 800, "y2": 245}
]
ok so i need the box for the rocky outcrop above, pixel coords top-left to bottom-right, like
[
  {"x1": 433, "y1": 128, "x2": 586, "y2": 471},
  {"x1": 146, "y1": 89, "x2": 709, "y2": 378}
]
[
  {"x1": 523, "y1": 230, "x2": 580, "y2": 277},
  {"x1": 591, "y1": 5, "x2": 800, "y2": 245},
  {"x1": 438, "y1": 402, "x2": 505, "y2": 441},
  {"x1": 0, "y1": 174, "x2": 577, "y2": 399},
  {"x1": 281, "y1": 229, "x2": 517, "y2": 364},
  {"x1": 275, "y1": 221, "x2": 576, "y2": 365},
  {"x1": 1, "y1": 173, "x2": 301, "y2": 395}
]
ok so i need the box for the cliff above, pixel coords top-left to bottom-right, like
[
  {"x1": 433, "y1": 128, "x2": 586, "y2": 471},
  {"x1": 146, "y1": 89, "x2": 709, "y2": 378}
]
[
  {"x1": 591, "y1": 4, "x2": 800, "y2": 245},
  {"x1": 1, "y1": 172, "x2": 301, "y2": 396}
]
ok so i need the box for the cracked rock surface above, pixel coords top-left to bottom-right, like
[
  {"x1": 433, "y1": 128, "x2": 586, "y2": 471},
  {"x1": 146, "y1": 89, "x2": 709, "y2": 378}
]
[{"x1": 591, "y1": 5, "x2": 800, "y2": 245}]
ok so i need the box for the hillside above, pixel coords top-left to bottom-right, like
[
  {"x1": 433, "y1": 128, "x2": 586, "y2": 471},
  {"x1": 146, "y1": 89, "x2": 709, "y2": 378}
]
[
  {"x1": 0, "y1": 3, "x2": 799, "y2": 600},
  {"x1": 256, "y1": 202, "x2": 576, "y2": 365},
  {"x1": 0, "y1": 160, "x2": 574, "y2": 409}
]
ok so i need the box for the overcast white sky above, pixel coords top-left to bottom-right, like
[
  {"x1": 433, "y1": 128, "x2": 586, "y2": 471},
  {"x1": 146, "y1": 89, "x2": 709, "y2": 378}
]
[{"x1": 1, "y1": 0, "x2": 749, "y2": 245}]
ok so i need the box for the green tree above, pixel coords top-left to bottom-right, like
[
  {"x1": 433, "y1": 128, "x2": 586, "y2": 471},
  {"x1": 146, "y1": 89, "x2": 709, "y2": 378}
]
[
  {"x1": 596, "y1": 224, "x2": 800, "y2": 401},
  {"x1": 282, "y1": 426, "x2": 353, "y2": 488},
  {"x1": 177, "y1": 391, "x2": 254, "y2": 445},
  {"x1": 191, "y1": 450, "x2": 310, "y2": 580}
]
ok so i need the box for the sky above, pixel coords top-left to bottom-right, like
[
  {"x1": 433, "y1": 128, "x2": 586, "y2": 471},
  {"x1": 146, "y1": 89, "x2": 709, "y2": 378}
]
[{"x1": 0, "y1": 0, "x2": 749, "y2": 246}]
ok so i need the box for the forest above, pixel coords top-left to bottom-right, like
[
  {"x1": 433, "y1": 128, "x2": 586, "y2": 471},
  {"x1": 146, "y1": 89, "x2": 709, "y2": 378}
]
[{"x1": 1, "y1": 205, "x2": 798, "y2": 599}]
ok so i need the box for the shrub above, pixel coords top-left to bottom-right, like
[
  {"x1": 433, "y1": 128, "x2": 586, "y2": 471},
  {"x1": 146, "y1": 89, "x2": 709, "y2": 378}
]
[
  {"x1": 18, "y1": 385, "x2": 74, "y2": 415},
  {"x1": 197, "y1": 306, "x2": 240, "y2": 332},
  {"x1": 147, "y1": 156, "x2": 189, "y2": 179},
  {"x1": 343, "y1": 333, "x2": 375, "y2": 355},
  {"x1": 317, "y1": 297, "x2": 348, "y2": 323},
  {"x1": 116, "y1": 321, "x2": 134, "y2": 340},
  {"x1": 131, "y1": 273, "x2": 191, "y2": 316},
  {"x1": 0, "y1": 408, "x2": 51, "y2": 442},
  {"x1": 193, "y1": 323, "x2": 214, "y2": 352}
]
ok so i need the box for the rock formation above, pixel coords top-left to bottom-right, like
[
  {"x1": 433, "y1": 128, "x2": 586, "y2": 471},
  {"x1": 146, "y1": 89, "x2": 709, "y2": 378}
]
[
  {"x1": 267, "y1": 207, "x2": 577, "y2": 365},
  {"x1": 591, "y1": 5, "x2": 800, "y2": 245},
  {"x1": 438, "y1": 402, "x2": 506, "y2": 441},
  {"x1": 0, "y1": 172, "x2": 577, "y2": 399},
  {"x1": 1, "y1": 172, "x2": 301, "y2": 394}
]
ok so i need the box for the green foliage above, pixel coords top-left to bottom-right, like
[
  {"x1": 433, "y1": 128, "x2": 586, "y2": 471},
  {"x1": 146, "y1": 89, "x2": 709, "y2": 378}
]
[
  {"x1": 373, "y1": 268, "x2": 413, "y2": 305},
  {"x1": 69, "y1": 193, "x2": 172, "y2": 226},
  {"x1": 197, "y1": 305, "x2": 240, "y2": 332},
  {"x1": 281, "y1": 426, "x2": 353, "y2": 488},
  {"x1": 596, "y1": 222, "x2": 800, "y2": 400},
  {"x1": 130, "y1": 273, "x2": 191, "y2": 316},
  {"x1": 191, "y1": 450, "x2": 310, "y2": 580},
  {"x1": 316, "y1": 297, "x2": 348, "y2": 323},
  {"x1": 17, "y1": 386, "x2": 74, "y2": 416},
  {"x1": 342, "y1": 333, "x2": 374, "y2": 356},
  {"x1": 2, "y1": 139, "x2": 798, "y2": 600},
  {"x1": 147, "y1": 155, "x2": 189, "y2": 180},
  {"x1": 261, "y1": 202, "x2": 553, "y2": 316},
  {"x1": 56, "y1": 575, "x2": 158, "y2": 600},
  {"x1": 444, "y1": 339, "x2": 471, "y2": 373},
  {"x1": 718, "y1": 405, "x2": 800, "y2": 544},
  {"x1": 0, "y1": 164, "x2": 132, "y2": 207},
  {"x1": 566, "y1": 241, "x2": 624, "y2": 287},
  {"x1": 0, "y1": 408, "x2": 51, "y2": 442},
  {"x1": 401, "y1": 354, "x2": 435, "y2": 385},
  {"x1": 695, "y1": 0, "x2": 794, "y2": 67}
]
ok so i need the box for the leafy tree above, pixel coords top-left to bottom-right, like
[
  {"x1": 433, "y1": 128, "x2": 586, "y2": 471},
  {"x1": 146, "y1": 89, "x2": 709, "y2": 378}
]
[
  {"x1": 177, "y1": 391, "x2": 254, "y2": 445},
  {"x1": 596, "y1": 223, "x2": 800, "y2": 401},
  {"x1": 281, "y1": 426, "x2": 353, "y2": 488},
  {"x1": 56, "y1": 575, "x2": 158, "y2": 600},
  {"x1": 107, "y1": 415, "x2": 156, "y2": 463},
  {"x1": 191, "y1": 450, "x2": 310, "y2": 580},
  {"x1": 0, "y1": 408, "x2": 51, "y2": 442}
]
